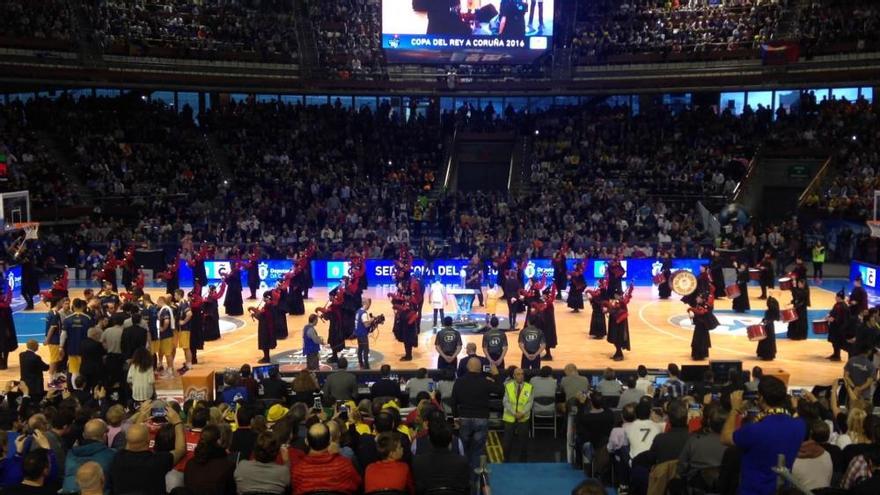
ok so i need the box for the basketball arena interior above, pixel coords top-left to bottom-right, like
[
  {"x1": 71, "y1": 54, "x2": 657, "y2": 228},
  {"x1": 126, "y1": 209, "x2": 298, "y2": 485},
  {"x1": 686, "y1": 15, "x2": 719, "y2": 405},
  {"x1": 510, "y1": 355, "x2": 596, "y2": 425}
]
[{"x1": 1, "y1": 1, "x2": 880, "y2": 494}]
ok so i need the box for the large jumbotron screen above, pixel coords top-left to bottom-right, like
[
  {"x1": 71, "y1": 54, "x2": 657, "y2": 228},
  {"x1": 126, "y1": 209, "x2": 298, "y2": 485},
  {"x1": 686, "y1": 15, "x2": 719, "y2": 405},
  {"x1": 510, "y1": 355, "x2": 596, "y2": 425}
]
[{"x1": 381, "y1": 0, "x2": 553, "y2": 63}]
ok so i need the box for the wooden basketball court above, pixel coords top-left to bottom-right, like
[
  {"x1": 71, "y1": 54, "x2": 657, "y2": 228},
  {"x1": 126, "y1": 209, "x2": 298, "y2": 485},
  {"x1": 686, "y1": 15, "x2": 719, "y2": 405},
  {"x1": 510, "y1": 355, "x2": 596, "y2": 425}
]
[{"x1": 0, "y1": 284, "x2": 845, "y2": 388}]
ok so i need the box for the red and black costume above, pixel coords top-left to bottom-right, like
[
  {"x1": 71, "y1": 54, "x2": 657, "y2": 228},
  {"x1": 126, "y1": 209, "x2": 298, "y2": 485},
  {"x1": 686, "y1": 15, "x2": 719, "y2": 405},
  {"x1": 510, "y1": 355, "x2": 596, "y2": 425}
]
[
  {"x1": 186, "y1": 244, "x2": 211, "y2": 287},
  {"x1": 520, "y1": 275, "x2": 544, "y2": 327},
  {"x1": 657, "y1": 254, "x2": 672, "y2": 300},
  {"x1": 317, "y1": 277, "x2": 351, "y2": 363},
  {"x1": 787, "y1": 282, "x2": 808, "y2": 340},
  {"x1": 552, "y1": 244, "x2": 569, "y2": 297},
  {"x1": 201, "y1": 280, "x2": 227, "y2": 342},
  {"x1": 269, "y1": 273, "x2": 293, "y2": 340},
  {"x1": 567, "y1": 260, "x2": 586, "y2": 311},
  {"x1": 604, "y1": 257, "x2": 625, "y2": 297},
  {"x1": 243, "y1": 247, "x2": 262, "y2": 300},
  {"x1": 757, "y1": 296, "x2": 780, "y2": 361},
  {"x1": 156, "y1": 253, "x2": 180, "y2": 295},
  {"x1": 605, "y1": 285, "x2": 633, "y2": 360},
  {"x1": 223, "y1": 255, "x2": 244, "y2": 316},
  {"x1": 40, "y1": 269, "x2": 69, "y2": 306},
  {"x1": 827, "y1": 291, "x2": 851, "y2": 360},
  {"x1": 0, "y1": 284, "x2": 18, "y2": 369},
  {"x1": 586, "y1": 281, "x2": 607, "y2": 339},
  {"x1": 529, "y1": 286, "x2": 557, "y2": 360},
  {"x1": 731, "y1": 264, "x2": 750, "y2": 313},
  {"x1": 189, "y1": 283, "x2": 205, "y2": 360},
  {"x1": 120, "y1": 245, "x2": 136, "y2": 292},
  {"x1": 391, "y1": 280, "x2": 420, "y2": 361},
  {"x1": 250, "y1": 289, "x2": 280, "y2": 363},
  {"x1": 688, "y1": 294, "x2": 718, "y2": 360},
  {"x1": 848, "y1": 281, "x2": 868, "y2": 317},
  {"x1": 95, "y1": 251, "x2": 120, "y2": 292},
  {"x1": 758, "y1": 253, "x2": 775, "y2": 299},
  {"x1": 791, "y1": 260, "x2": 811, "y2": 306},
  {"x1": 287, "y1": 245, "x2": 315, "y2": 316},
  {"x1": 681, "y1": 265, "x2": 712, "y2": 307}
]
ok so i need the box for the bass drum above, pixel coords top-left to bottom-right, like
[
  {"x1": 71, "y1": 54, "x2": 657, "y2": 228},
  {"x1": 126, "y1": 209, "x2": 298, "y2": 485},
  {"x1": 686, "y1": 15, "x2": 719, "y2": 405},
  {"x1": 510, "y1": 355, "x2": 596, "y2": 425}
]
[{"x1": 671, "y1": 270, "x2": 698, "y2": 296}]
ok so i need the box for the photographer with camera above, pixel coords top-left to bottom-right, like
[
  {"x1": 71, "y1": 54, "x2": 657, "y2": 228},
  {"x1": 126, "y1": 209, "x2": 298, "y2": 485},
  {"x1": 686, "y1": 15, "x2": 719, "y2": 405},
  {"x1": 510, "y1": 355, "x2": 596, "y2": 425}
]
[{"x1": 354, "y1": 298, "x2": 384, "y2": 370}]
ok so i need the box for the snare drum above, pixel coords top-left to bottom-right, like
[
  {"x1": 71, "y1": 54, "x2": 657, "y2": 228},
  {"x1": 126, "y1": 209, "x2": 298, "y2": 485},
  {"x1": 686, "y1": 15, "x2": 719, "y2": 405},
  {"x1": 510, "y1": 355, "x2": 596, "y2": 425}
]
[
  {"x1": 725, "y1": 283, "x2": 741, "y2": 299},
  {"x1": 652, "y1": 273, "x2": 666, "y2": 285},
  {"x1": 749, "y1": 269, "x2": 761, "y2": 281},
  {"x1": 778, "y1": 277, "x2": 793, "y2": 290},
  {"x1": 812, "y1": 319, "x2": 829, "y2": 335},
  {"x1": 747, "y1": 324, "x2": 767, "y2": 341},
  {"x1": 781, "y1": 308, "x2": 798, "y2": 323}
]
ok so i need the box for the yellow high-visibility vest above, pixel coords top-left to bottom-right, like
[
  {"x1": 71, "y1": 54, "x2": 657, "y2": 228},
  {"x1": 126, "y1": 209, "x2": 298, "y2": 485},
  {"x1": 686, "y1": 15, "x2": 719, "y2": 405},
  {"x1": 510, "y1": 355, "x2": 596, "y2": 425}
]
[{"x1": 502, "y1": 381, "x2": 532, "y2": 423}]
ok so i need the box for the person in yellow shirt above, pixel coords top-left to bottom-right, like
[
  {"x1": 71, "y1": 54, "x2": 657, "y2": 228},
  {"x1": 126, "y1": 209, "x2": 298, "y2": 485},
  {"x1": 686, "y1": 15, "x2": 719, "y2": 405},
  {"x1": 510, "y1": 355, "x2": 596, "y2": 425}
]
[
  {"x1": 502, "y1": 367, "x2": 533, "y2": 462},
  {"x1": 484, "y1": 282, "x2": 501, "y2": 324},
  {"x1": 812, "y1": 240, "x2": 826, "y2": 283}
]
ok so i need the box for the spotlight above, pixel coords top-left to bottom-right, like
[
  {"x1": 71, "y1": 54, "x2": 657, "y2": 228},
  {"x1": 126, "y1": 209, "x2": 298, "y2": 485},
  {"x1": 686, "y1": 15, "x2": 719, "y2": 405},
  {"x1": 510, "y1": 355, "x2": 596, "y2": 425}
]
[
  {"x1": 852, "y1": 135, "x2": 858, "y2": 141},
  {"x1": 534, "y1": 130, "x2": 540, "y2": 135}
]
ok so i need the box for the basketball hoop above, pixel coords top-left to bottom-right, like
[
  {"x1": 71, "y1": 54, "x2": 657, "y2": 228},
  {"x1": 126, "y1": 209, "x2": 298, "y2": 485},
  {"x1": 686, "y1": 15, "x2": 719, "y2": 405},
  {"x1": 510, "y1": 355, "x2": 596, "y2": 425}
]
[
  {"x1": 868, "y1": 220, "x2": 880, "y2": 239},
  {"x1": 12, "y1": 221, "x2": 39, "y2": 240}
]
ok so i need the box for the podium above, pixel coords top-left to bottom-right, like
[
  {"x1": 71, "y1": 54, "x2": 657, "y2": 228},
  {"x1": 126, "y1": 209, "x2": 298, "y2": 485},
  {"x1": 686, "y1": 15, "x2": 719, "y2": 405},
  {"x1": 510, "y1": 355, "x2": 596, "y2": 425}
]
[
  {"x1": 181, "y1": 368, "x2": 215, "y2": 401},
  {"x1": 764, "y1": 369, "x2": 790, "y2": 387},
  {"x1": 448, "y1": 288, "x2": 478, "y2": 327}
]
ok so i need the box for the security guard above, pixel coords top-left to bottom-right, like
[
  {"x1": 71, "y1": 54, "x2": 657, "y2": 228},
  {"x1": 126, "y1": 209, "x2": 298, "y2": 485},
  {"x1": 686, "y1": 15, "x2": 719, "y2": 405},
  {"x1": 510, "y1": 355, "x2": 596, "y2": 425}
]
[
  {"x1": 812, "y1": 241, "x2": 826, "y2": 282},
  {"x1": 502, "y1": 367, "x2": 533, "y2": 462}
]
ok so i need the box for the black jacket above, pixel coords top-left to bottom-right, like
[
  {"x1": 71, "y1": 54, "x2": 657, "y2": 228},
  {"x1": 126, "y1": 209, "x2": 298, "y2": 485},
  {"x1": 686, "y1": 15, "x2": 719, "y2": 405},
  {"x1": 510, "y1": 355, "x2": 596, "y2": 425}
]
[
  {"x1": 259, "y1": 377, "x2": 290, "y2": 401},
  {"x1": 412, "y1": 445, "x2": 471, "y2": 495},
  {"x1": 19, "y1": 350, "x2": 49, "y2": 396},
  {"x1": 451, "y1": 372, "x2": 503, "y2": 419},
  {"x1": 80, "y1": 338, "x2": 106, "y2": 378},
  {"x1": 121, "y1": 325, "x2": 148, "y2": 360},
  {"x1": 370, "y1": 379, "x2": 401, "y2": 401}
]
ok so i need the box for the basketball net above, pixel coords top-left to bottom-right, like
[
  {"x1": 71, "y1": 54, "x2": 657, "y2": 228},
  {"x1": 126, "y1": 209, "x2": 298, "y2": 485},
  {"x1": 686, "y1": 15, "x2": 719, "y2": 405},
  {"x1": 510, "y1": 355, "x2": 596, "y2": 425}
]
[
  {"x1": 12, "y1": 221, "x2": 39, "y2": 240},
  {"x1": 872, "y1": 190, "x2": 880, "y2": 238}
]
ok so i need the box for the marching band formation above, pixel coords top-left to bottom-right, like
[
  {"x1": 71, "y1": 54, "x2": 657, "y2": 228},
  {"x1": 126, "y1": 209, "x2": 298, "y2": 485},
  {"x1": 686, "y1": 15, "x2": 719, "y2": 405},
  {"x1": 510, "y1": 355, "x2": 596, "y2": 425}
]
[{"x1": 6, "y1": 233, "x2": 872, "y2": 376}]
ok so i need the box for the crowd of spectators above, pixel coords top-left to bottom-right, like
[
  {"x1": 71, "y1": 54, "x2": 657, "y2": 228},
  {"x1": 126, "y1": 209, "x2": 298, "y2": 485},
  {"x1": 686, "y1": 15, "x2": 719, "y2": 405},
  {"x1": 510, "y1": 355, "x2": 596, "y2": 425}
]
[
  {"x1": 5, "y1": 334, "x2": 880, "y2": 495},
  {"x1": 3, "y1": 0, "x2": 880, "y2": 72},
  {"x1": 308, "y1": 0, "x2": 384, "y2": 78},
  {"x1": 799, "y1": 96, "x2": 880, "y2": 220},
  {"x1": 1, "y1": 89, "x2": 878, "y2": 268},
  {"x1": 0, "y1": 102, "x2": 81, "y2": 211},
  {"x1": 95, "y1": 0, "x2": 299, "y2": 62},
  {"x1": 0, "y1": 0, "x2": 75, "y2": 47},
  {"x1": 571, "y1": 0, "x2": 784, "y2": 63},
  {"x1": 799, "y1": 1, "x2": 880, "y2": 55}
]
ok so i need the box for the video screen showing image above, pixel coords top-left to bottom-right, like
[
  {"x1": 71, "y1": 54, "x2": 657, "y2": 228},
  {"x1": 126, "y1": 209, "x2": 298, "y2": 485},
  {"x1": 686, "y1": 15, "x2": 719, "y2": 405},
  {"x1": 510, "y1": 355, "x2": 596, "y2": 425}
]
[{"x1": 382, "y1": 0, "x2": 553, "y2": 63}]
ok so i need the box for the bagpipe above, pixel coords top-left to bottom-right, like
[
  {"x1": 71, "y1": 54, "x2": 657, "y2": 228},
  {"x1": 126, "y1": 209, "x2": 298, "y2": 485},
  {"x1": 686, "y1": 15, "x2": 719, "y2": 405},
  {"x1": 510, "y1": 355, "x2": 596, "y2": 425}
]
[
  {"x1": 553, "y1": 243, "x2": 569, "y2": 268},
  {"x1": 607, "y1": 258, "x2": 626, "y2": 280},
  {"x1": 155, "y1": 251, "x2": 181, "y2": 281},
  {"x1": 316, "y1": 284, "x2": 346, "y2": 321},
  {"x1": 93, "y1": 251, "x2": 120, "y2": 283},
  {"x1": 393, "y1": 246, "x2": 413, "y2": 281},
  {"x1": 389, "y1": 289, "x2": 420, "y2": 325},
  {"x1": 687, "y1": 293, "x2": 720, "y2": 329},
  {"x1": 492, "y1": 243, "x2": 513, "y2": 272},
  {"x1": 185, "y1": 243, "x2": 214, "y2": 268},
  {"x1": 569, "y1": 259, "x2": 587, "y2": 292},
  {"x1": 521, "y1": 274, "x2": 547, "y2": 310},
  {"x1": 530, "y1": 285, "x2": 557, "y2": 313},
  {"x1": 603, "y1": 284, "x2": 634, "y2": 324},
  {"x1": 121, "y1": 245, "x2": 136, "y2": 269}
]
